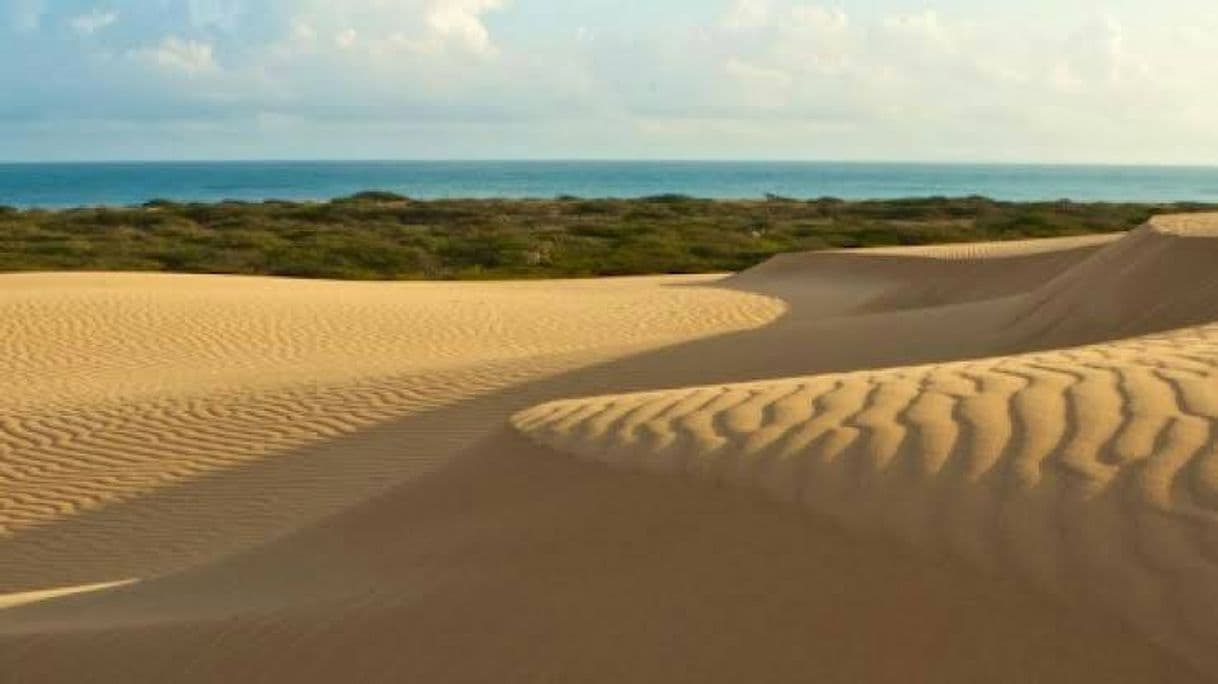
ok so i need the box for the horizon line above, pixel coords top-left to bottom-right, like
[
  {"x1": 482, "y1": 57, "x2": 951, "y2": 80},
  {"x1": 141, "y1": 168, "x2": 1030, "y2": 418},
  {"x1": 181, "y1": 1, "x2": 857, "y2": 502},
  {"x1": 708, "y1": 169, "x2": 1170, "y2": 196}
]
[{"x1": 3, "y1": 159, "x2": 1218, "y2": 169}]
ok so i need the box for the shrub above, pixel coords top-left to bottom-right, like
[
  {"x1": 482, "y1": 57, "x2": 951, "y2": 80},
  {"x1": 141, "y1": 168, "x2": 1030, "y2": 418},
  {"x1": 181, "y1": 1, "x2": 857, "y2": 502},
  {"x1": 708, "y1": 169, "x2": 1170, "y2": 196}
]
[
  {"x1": 338, "y1": 190, "x2": 409, "y2": 203},
  {"x1": 0, "y1": 193, "x2": 1205, "y2": 280}
]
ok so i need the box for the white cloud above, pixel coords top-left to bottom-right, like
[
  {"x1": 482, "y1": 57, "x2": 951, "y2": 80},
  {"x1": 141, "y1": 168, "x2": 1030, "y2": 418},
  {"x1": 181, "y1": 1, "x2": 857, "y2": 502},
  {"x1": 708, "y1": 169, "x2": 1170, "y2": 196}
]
[
  {"x1": 71, "y1": 8, "x2": 118, "y2": 36},
  {"x1": 722, "y1": 0, "x2": 770, "y2": 30},
  {"x1": 718, "y1": 3, "x2": 853, "y2": 80},
  {"x1": 133, "y1": 37, "x2": 219, "y2": 76},
  {"x1": 8, "y1": 0, "x2": 1218, "y2": 163},
  {"x1": 791, "y1": 5, "x2": 848, "y2": 34},
  {"x1": 723, "y1": 1, "x2": 848, "y2": 38},
  {"x1": 277, "y1": 0, "x2": 508, "y2": 60},
  {"x1": 423, "y1": 0, "x2": 505, "y2": 56}
]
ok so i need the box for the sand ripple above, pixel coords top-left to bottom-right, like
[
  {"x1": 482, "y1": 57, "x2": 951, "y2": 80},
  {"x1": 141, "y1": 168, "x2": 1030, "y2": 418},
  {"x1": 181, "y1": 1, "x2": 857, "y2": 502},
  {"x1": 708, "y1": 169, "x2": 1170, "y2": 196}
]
[
  {"x1": 0, "y1": 274, "x2": 783, "y2": 587},
  {"x1": 6, "y1": 216, "x2": 1218, "y2": 682},
  {"x1": 515, "y1": 217, "x2": 1218, "y2": 676}
]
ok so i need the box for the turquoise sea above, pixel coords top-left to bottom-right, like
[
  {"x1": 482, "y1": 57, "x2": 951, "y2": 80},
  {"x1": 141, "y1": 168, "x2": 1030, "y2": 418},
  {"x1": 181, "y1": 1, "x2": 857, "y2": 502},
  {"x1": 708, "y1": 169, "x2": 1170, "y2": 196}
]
[{"x1": 3, "y1": 161, "x2": 1218, "y2": 208}]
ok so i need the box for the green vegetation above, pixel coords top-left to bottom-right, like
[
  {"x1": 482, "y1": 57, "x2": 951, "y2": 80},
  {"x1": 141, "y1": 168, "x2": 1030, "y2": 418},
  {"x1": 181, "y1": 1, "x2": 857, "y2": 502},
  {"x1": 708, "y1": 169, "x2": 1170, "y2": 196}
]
[{"x1": 0, "y1": 194, "x2": 1210, "y2": 280}]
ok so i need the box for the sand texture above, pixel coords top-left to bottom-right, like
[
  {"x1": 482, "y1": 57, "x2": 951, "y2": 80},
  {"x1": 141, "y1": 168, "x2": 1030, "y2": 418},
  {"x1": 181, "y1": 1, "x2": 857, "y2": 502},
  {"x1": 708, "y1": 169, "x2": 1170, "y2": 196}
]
[{"x1": 3, "y1": 215, "x2": 1218, "y2": 682}]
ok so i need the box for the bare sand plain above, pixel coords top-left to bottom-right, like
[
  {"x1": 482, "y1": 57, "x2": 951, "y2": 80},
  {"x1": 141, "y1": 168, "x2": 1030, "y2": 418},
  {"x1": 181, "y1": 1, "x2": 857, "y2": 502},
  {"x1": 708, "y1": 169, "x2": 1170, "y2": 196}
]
[{"x1": 2, "y1": 216, "x2": 1216, "y2": 682}]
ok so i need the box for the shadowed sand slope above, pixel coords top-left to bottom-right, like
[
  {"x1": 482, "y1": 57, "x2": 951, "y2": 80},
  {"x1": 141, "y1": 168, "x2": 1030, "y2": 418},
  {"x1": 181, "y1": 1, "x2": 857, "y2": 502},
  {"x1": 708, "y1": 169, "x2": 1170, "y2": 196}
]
[
  {"x1": 514, "y1": 215, "x2": 1218, "y2": 677},
  {"x1": 1007, "y1": 216, "x2": 1218, "y2": 348},
  {"x1": 0, "y1": 274, "x2": 784, "y2": 588},
  {"x1": 726, "y1": 232, "x2": 1117, "y2": 315},
  {"x1": 0, "y1": 432, "x2": 1201, "y2": 683},
  {"x1": 3, "y1": 216, "x2": 1217, "y2": 682}
]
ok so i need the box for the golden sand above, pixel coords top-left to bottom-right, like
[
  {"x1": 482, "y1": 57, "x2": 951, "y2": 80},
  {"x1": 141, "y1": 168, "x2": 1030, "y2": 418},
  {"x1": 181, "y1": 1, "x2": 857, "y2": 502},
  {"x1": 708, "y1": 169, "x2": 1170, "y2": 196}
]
[{"x1": 3, "y1": 216, "x2": 1217, "y2": 682}]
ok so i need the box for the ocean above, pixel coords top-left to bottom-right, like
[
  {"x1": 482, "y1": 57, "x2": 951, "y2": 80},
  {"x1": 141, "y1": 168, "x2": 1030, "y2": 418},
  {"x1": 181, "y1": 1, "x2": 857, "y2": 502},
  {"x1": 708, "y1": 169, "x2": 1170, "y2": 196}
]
[{"x1": 3, "y1": 161, "x2": 1218, "y2": 209}]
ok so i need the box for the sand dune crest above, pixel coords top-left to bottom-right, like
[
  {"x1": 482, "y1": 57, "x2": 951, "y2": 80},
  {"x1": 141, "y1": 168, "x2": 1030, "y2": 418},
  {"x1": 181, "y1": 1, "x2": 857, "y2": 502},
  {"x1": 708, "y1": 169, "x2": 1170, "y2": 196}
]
[
  {"x1": 514, "y1": 216, "x2": 1218, "y2": 676},
  {"x1": 0, "y1": 274, "x2": 783, "y2": 588},
  {"x1": 5, "y1": 216, "x2": 1218, "y2": 682}
]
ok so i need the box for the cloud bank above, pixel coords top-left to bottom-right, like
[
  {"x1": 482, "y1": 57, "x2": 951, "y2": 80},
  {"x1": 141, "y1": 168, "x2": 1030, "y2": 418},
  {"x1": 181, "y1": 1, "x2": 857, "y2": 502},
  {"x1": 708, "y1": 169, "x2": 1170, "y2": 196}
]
[{"x1": 3, "y1": 0, "x2": 1218, "y2": 162}]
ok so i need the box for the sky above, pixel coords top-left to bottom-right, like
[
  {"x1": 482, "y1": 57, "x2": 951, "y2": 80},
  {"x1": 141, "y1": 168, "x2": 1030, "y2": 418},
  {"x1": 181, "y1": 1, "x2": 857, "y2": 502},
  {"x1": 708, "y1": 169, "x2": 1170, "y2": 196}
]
[{"x1": 2, "y1": 0, "x2": 1218, "y2": 163}]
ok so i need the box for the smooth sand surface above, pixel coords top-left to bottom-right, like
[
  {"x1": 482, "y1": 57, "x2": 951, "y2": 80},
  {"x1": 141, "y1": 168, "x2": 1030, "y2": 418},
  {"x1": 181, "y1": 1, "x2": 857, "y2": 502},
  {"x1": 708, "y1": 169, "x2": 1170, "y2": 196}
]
[{"x1": 3, "y1": 216, "x2": 1217, "y2": 682}]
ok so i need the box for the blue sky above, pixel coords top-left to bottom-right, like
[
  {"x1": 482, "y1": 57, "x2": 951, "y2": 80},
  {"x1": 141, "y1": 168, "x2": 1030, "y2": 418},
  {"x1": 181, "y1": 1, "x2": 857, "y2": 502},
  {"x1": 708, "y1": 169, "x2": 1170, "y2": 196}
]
[{"x1": 3, "y1": 0, "x2": 1217, "y2": 162}]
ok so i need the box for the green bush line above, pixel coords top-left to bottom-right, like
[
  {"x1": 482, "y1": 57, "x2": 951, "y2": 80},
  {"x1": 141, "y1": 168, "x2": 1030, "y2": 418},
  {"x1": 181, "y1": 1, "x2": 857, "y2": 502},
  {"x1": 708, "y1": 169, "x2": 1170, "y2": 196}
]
[{"x1": 0, "y1": 193, "x2": 1210, "y2": 280}]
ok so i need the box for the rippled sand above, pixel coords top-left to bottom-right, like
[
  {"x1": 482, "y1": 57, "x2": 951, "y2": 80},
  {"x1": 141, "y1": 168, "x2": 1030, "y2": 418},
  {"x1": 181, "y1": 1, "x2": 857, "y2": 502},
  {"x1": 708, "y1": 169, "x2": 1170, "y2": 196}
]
[{"x1": 3, "y1": 216, "x2": 1217, "y2": 682}]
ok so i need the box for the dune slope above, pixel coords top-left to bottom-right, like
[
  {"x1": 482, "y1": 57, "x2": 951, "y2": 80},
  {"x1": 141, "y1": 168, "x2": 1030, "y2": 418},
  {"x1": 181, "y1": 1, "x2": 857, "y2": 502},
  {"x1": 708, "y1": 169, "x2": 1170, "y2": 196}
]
[
  {"x1": 514, "y1": 215, "x2": 1218, "y2": 676},
  {"x1": 3, "y1": 215, "x2": 1218, "y2": 683},
  {"x1": 0, "y1": 274, "x2": 783, "y2": 589}
]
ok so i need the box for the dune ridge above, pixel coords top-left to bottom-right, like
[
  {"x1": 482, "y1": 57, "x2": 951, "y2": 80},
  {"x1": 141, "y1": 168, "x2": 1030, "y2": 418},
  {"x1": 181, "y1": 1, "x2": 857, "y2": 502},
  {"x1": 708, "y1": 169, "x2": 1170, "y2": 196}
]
[
  {"x1": 4, "y1": 216, "x2": 1218, "y2": 682},
  {"x1": 0, "y1": 274, "x2": 783, "y2": 589},
  {"x1": 514, "y1": 215, "x2": 1218, "y2": 676}
]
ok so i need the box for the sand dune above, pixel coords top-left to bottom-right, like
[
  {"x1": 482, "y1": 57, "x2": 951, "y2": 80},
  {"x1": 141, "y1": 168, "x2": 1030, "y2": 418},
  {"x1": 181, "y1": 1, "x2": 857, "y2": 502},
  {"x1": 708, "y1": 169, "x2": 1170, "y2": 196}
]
[
  {"x1": 514, "y1": 321, "x2": 1218, "y2": 675},
  {"x1": 0, "y1": 274, "x2": 783, "y2": 588},
  {"x1": 515, "y1": 215, "x2": 1218, "y2": 676},
  {"x1": 1006, "y1": 217, "x2": 1218, "y2": 347},
  {"x1": 3, "y1": 216, "x2": 1218, "y2": 682},
  {"x1": 729, "y1": 232, "x2": 1117, "y2": 315}
]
